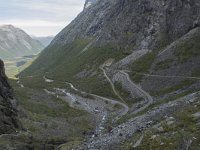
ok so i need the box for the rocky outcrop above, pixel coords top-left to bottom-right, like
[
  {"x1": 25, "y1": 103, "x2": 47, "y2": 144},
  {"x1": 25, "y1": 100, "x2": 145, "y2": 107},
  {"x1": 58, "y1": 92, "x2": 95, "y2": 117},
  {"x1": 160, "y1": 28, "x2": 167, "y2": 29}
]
[
  {"x1": 0, "y1": 59, "x2": 20, "y2": 134},
  {"x1": 84, "y1": 0, "x2": 98, "y2": 9},
  {"x1": 52, "y1": 0, "x2": 200, "y2": 50}
]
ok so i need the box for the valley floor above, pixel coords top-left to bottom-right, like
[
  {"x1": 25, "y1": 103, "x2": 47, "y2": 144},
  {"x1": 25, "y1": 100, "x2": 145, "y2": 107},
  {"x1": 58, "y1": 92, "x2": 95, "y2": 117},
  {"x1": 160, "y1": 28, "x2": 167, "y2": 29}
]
[
  {"x1": 0, "y1": 54, "x2": 200, "y2": 150},
  {"x1": 0, "y1": 63, "x2": 199, "y2": 150}
]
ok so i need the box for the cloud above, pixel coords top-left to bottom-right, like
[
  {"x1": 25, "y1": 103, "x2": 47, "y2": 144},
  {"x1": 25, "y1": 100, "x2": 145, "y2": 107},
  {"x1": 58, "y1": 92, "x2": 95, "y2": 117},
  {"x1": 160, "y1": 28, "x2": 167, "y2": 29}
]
[
  {"x1": 11, "y1": 0, "x2": 84, "y2": 21},
  {"x1": 0, "y1": 0, "x2": 85, "y2": 36},
  {"x1": 0, "y1": 19, "x2": 68, "y2": 36},
  {"x1": 20, "y1": 26, "x2": 64, "y2": 37},
  {"x1": 0, "y1": 20, "x2": 66, "y2": 27}
]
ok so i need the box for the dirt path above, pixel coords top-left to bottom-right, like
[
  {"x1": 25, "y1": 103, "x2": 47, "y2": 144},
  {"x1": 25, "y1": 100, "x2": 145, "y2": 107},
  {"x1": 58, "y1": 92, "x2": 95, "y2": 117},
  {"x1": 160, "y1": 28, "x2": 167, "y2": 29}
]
[
  {"x1": 19, "y1": 72, "x2": 200, "y2": 150},
  {"x1": 42, "y1": 75, "x2": 154, "y2": 150},
  {"x1": 44, "y1": 87, "x2": 108, "y2": 140},
  {"x1": 65, "y1": 82, "x2": 129, "y2": 121},
  {"x1": 100, "y1": 66, "x2": 154, "y2": 115},
  {"x1": 100, "y1": 66, "x2": 127, "y2": 104},
  {"x1": 43, "y1": 77, "x2": 129, "y2": 146},
  {"x1": 133, "y1": 133, "x2": 144, "y2": 148},
  {"x1": 124, "y1": 71, "x2": 200, "y2": 80},
  {"x1": 42, "y1": 77, "x2": 129, "y2": 122},
  {"x1": 119, "y1": 71, "x2": 153, "y2": 114}
]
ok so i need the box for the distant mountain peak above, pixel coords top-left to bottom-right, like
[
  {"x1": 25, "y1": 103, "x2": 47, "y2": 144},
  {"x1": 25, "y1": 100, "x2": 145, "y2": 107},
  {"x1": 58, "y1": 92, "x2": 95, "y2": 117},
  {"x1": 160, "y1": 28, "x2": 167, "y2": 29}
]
[
  {"x1": 0, "y1": 24, "x2": 19, "y2": 32},
  {"x1": 84, "y1": 0, "x2": 98, "y2": 9},
  {"x1": 0, "y1": 24, "x2": 15, "y2": 28},
  {"x1": 0, "y1": 25, "x2": 44, "y2": 59}
]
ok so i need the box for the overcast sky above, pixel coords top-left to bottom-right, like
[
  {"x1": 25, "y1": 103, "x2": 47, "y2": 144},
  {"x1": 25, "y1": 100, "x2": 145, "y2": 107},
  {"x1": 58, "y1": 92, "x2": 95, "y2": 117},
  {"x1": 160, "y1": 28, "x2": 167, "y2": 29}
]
[{"x1": 0, "y1": 0, "x2": 85, "y2": 36}]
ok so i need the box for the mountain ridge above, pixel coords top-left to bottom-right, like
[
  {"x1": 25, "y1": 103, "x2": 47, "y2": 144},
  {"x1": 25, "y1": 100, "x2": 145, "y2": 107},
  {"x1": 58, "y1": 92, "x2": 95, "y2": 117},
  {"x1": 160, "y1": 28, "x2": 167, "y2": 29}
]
[{"x1": 0, "y1": 25, "x2": 44, "y2": 59}]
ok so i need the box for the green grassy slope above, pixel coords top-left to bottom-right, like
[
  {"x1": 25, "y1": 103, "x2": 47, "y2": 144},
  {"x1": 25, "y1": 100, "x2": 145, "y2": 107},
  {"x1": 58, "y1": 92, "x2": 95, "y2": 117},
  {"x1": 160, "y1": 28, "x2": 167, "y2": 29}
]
[
  {"x1": 3, "y1": 79, "x2": 94, "y2": 149},
  {"x1": 20, "y1": 39, "x2": 126, "y2": 98}
]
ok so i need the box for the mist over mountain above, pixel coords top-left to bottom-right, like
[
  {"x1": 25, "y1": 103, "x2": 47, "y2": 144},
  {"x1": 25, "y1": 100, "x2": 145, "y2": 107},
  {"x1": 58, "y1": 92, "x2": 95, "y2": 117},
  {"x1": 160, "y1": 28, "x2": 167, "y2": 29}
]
[
  {"x1": 0, "y1": 25, "x2": 44, "y2": 60},
  {"x1": 32, "y1": 36, "x2": 54, "y2": 47}
]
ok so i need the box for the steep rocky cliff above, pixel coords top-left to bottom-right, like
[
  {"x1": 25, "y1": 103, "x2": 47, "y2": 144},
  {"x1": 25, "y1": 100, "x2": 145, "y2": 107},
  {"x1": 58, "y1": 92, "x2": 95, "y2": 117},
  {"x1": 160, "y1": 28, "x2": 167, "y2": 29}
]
[
  {"x1": 21, "y1": 0, "x2": 200, "y2": 79},
  {"x1": 0, "y1": 59, "x2": 19, "y2": 134},
  {"x1": 50, "y1": 0, "x2": 199, "y2": 49}
]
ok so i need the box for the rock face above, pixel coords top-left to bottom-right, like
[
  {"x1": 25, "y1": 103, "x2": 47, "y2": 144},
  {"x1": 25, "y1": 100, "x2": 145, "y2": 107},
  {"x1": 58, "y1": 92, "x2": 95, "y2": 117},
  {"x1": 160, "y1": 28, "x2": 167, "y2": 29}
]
[
  {"x1": 0, "y1": 25, "x2": 44, "y2": 59},
  {"x1": 0, "y1": 59, "x2": 20, "y2": 134},
  {"x1": 84, "y1": 0, "x2": 98, "y2": 9},
  {"x1": 21, "y1": 0, "x2": 200, "y2": 99},
  {"x1": 52, "y1": 0, "x2": 200, "y2": 49}
]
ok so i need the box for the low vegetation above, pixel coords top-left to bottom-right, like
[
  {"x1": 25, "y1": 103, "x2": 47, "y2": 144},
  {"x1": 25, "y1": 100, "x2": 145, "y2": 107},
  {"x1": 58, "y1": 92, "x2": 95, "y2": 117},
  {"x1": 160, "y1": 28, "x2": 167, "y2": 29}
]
[
  {"x1": 128, "y1": 47, "x2": 166, "y2": 83},
  {"x1": 7, "y1": 79, "x2": 95, "y2": 149},
  {"x1": 119, "y1": 99, "x2": 200, "y2": 150},
  {"x1": 174, "y1": 34, "x2": 200, "y2": 64},
  {"x1": 114, "y1": 81, "x2": 144, "y2": 106},
  {"x1": 150, "y1": 79, "x2": 197, "y2": 97},
  {"x1": 154, "y1": 59, "x2": 173, "y2": 71}
]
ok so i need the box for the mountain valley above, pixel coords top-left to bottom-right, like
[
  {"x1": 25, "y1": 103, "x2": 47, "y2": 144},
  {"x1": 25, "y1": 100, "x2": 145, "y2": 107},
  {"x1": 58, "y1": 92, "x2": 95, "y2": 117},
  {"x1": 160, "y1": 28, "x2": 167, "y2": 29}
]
[
  {"x1": 32, "y1": 36, "x2": 54, "y2": 47},
  {"x1": 1, "y1": 0, "x2": 200, "y2": 149}
]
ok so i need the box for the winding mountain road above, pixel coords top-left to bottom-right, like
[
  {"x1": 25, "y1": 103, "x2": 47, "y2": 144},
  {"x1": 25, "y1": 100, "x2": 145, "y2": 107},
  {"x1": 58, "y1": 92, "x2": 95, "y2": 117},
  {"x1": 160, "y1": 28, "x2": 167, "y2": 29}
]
[
  {"x1": 65, "y1": 81, "x2": 129, "y2": 120},
  {"x1": 18, "y1": 70, "x2": 200, "y2": 150},
  {"x1": 100, "y1": 66, "x2": 127, "y2": 104},
  {"x1": 119, "y1": 71, "x2": 153, "y2": 114},
  {"x1": 41, "y1": 77, "x2": 129, "y2": 121},
  {"x1": 43, "y1": 77, "x2": 129, "y2": 141},
  {"x1": 100, "y1": 65, "x2": 153, "y2": 115},
  {"x1": 16, "y1": 65, "x2": 200, "y2": 150},
  {"x1": 124, "y1": 71, "x2": 200, "y2": 80}
]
